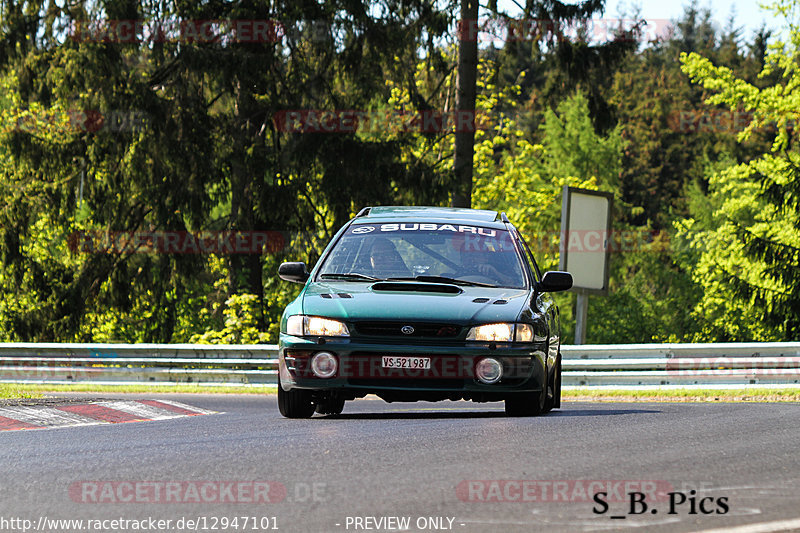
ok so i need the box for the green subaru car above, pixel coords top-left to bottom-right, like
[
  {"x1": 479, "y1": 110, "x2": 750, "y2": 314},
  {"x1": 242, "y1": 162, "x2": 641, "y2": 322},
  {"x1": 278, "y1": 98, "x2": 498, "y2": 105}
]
[{"x1": 276, "y1": 206, "x2": 572, "y2": 418}]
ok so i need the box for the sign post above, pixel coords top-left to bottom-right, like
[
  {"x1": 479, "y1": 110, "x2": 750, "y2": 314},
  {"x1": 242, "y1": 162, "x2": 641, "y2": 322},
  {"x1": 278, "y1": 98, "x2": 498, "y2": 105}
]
[{"x1": 558, "y1": 186, "x2": 613, "y2": 344}]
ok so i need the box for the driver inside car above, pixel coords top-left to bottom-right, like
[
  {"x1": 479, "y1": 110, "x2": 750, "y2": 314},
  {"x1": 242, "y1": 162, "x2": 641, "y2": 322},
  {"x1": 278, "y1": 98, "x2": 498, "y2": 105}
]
[
  {"x1": 463, "y1": 243, "x2": 517, "y2": 286},
  {"x1": 367, "y1": 238, "x2": 411, "y2": 278}
]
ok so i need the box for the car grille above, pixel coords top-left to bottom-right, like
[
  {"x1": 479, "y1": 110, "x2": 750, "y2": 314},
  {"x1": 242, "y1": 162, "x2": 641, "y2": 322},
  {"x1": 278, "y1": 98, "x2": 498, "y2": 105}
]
[
  {"x1": 347, "y1": 378, "x2": 465, "y2": 389},
  {"x1": 354, "y1": 321, "x2": 462, "y2": 338}
]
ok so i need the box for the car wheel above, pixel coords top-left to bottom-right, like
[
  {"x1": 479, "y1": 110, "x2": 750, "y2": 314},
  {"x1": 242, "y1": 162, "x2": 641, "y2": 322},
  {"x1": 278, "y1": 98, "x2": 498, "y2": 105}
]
[
  {"x1": 543, "y1": 355, "x2": 562, "y2": 413},
  {"x1": 315, "y1": 395, "x2": 345, "y2": 415},
  {"x1": 505, "y1": 386, "x2": 546, "y2": 417},
  {"x1": 277, "y1": 376, "x2": 315, "y2": 418}
]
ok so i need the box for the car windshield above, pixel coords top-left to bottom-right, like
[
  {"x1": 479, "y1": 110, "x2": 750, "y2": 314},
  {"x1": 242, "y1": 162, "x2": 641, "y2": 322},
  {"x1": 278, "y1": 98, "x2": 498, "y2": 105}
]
[{"x1": 317, "y1": 223, "x2": 527, "y2": 288}]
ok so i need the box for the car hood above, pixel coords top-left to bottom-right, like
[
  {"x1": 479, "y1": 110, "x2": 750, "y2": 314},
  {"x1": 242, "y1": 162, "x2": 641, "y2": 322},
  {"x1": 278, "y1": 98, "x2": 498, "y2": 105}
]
[{"x1": 301, "y1": 281, "x2": 529, "y2": 324}]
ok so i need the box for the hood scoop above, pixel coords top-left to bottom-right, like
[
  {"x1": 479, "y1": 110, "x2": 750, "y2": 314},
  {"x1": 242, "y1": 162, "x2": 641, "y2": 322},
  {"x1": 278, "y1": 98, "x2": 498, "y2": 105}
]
[
  {"x1": 371, "y1": 281, "x2": 462, "y2": 294},
  {"x1": 472, "y1": 297, "x2": 508, "y2": 304}
]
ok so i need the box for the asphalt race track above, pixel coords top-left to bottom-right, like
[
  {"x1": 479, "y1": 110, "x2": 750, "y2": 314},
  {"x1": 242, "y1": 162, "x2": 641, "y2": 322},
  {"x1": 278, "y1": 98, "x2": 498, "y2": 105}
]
[{"x1": 1, "y1": 394, "x2": 799, "y2": 533}]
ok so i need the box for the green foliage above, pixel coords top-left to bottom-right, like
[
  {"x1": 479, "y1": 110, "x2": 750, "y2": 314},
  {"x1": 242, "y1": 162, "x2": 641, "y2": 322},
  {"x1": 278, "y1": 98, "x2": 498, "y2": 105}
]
[
  {"x1": 474, "y1": 87, "x2": 617, "y2": 342},
  {"x1": 190, "y1": 294, "x2": 270, "y2": 344},
  {"x1": 473, "y1": 88, "x2": 605, "y2": 269},
  {"x1": 0, "y1": 0, "x2": 455, "y2": 343},
  {"x1": 1, "y1": 1, "x2": 797, "y2": 344},
  {"x1": 674, "y1": 153, "x2": 800, "y2": 340},
  {"x1": 677, "y1": 1, "x2": 800, "y2": 340}
]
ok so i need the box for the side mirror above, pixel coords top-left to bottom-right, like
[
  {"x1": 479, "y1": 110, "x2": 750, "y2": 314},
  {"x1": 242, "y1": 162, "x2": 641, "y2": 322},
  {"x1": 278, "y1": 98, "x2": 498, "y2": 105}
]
[
  {"x1": 278, "y1": 262, "x2": 309, "y2": 283},
  {"x1": 537, "y1": 271, "x2": 572, "y2": 293}
]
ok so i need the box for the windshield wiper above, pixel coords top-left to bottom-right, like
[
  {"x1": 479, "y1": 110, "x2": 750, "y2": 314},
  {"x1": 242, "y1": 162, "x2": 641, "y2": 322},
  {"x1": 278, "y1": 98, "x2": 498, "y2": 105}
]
[
  {"x1": 319, "y1": 272, "x2": 384, "y2": 282},
  {"x1": 386, "y1": 275, "x2": 496, "y2": 288}
]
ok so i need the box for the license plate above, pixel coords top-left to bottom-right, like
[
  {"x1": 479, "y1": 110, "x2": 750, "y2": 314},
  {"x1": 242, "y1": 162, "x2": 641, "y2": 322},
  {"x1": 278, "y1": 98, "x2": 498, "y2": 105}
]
[{"x1": 381, "y1": 356, "x2": 431, "y2": 370}]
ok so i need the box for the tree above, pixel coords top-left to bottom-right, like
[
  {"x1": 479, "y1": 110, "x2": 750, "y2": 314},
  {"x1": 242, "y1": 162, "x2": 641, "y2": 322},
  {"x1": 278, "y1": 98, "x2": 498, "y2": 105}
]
[
  {"x1": 451, "y1": 0, "x2": 479, "y2": 208},
  {"x1": 678, "y1": 0, "x2": 800, "y2": 340},
  {"x1": 0, "y1": 0, "x2": 456, "y2": 342}
]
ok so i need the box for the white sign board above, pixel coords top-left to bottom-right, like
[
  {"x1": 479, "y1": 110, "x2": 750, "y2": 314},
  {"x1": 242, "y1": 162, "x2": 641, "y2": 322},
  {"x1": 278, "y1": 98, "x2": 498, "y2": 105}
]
[{"x1": 558, "y1": 186, "x2": 612, "y2": 294}]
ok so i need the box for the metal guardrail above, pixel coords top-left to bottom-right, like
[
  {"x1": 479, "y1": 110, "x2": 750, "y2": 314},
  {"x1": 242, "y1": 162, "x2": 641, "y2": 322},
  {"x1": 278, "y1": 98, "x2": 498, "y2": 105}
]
[
  {"x1": 1, "y1": 342, "x2": 799, "y2": 388},
  {"x1": 0, "y1": 343, "x2": 279, "y2": 386},
  {"x1": 561, "y1": 343, "x2": 800, "y2": 387}
]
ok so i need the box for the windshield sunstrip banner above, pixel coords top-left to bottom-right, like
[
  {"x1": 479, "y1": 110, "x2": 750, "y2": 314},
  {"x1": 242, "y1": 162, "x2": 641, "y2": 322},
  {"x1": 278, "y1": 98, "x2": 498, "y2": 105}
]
[{"x1": 348, "y1": 224, "x2": 497, "y2": 236}]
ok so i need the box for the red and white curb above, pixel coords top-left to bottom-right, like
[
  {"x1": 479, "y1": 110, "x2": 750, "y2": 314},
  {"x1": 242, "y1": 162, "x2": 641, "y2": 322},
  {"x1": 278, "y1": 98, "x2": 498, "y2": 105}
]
[{"x1": 0, "y1": 400, "x2": 217, "y2": 431}]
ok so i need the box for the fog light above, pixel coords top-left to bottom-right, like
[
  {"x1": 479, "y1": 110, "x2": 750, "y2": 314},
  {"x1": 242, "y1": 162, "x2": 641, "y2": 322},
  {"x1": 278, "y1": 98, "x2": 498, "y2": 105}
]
[
  {"x1": 475, "y1": 357, "x2": 503, "y2": 384},
  {"x1": 311, "y1": 351, "x2": 338, "y2": 378}
]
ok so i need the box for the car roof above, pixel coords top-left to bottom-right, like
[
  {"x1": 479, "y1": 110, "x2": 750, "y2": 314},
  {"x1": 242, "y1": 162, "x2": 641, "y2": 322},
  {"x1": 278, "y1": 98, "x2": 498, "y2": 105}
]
[{"x1": 355, "y1": 206, "x2": 502, "y2": 224}]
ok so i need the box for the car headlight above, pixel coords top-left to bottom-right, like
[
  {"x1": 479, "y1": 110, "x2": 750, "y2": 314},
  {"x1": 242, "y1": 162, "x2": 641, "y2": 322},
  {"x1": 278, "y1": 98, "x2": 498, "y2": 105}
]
[
  {"x1": 515, "y1": 323, "x2": 534, "y2": 342},
  {"x1": 466, "y1": 323, "x2": 540, "y2": 342},
  {"x1": 466, "y1": 323, "x2": 514, "y2": 342},
  {"x1": 286, "y1": 315, "x2": 350, "y2": 337}
]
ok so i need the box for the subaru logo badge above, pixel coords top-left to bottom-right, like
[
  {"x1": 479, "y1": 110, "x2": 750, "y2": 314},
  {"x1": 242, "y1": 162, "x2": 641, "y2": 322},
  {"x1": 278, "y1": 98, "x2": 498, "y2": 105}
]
[
  {"x1": 401, "y1": 325, "x2": 415, "y2": 335},
  {"x1": 351, "y1": 226, "x2": 375, "y2": 234}
]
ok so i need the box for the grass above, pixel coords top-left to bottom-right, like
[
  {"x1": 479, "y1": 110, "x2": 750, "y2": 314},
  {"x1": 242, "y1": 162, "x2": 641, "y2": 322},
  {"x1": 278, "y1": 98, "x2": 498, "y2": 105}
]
[
  {"x1": 562, "y1": 388, "x2": 800, "y2": 402},
  {"x1": 0, "y1": 384, "x2": 45, "y2": 399},
  {"x1": 0, "y1": 383, "x2": 276, "y2": 396},
  {"x1": 2, "y1": 383, "x2": 800, "y2": 402}
]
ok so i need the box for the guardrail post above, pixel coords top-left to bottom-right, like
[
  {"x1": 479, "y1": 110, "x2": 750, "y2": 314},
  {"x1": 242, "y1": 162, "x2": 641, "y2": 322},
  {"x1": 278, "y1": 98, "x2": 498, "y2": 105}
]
[{"x1": 574, "y1": 291, "x2": 588, "y2": 345}]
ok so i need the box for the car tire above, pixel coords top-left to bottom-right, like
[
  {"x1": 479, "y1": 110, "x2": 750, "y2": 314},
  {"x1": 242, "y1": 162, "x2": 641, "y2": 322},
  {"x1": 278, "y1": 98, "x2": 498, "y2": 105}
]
[
  {"x1": 504, "y1": 386, "x2": 546, "y2": 417},
  {"x1": 277, "y1": 376, "x2": 315, "y2": 418},
  {"x1": 543, "y1": 355, "x2": 562, "y2": 413},
  {"x1": 315, "y1": 396, "x2": 345, "y2": 415},
  {"x1": 554, "y1": 354, "x2": 562, "y2": 409}
]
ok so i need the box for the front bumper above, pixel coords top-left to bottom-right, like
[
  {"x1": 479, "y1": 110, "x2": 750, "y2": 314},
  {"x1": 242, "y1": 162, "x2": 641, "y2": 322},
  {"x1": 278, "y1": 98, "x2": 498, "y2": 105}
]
[{"x1": 278, "y1": 333, "x2": 547, "y2": 401}]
